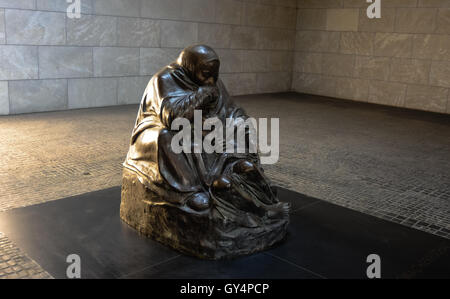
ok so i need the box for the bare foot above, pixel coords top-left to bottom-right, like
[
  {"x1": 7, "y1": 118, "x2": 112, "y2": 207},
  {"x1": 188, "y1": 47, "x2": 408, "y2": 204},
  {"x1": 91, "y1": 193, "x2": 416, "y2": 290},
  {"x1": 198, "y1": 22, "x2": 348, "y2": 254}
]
[
  {"x1": 212, "y1": 175, "x2": 232, "y2": 190},
  {"x1": 186, "y1": 192, "x2": 211, "y2": 211},
  {"x1": 233, "y1": 160, "x2": 256, "y2": 174}
]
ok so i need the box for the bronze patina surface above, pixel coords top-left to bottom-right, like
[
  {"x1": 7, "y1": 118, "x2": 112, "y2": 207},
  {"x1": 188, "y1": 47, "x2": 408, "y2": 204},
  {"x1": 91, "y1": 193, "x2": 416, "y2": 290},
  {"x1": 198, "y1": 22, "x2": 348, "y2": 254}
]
[{"x1": 120, "y1": 45, "x2": 289, "y2": 259}]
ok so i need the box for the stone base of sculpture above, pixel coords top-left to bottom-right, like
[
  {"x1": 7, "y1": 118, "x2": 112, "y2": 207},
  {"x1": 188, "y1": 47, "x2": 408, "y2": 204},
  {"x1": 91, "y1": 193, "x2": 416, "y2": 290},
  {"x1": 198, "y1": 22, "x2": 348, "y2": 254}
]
[{"x1": 120, "y1": 168, "x2": 289, "y2": 260}]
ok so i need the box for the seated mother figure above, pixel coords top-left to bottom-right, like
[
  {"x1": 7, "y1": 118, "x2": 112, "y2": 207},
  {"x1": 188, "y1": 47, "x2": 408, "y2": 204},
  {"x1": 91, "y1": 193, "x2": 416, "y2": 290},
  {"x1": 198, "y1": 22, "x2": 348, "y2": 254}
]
[{"x1": 123, "y1": 45, "x2": 288, "y2": 228}]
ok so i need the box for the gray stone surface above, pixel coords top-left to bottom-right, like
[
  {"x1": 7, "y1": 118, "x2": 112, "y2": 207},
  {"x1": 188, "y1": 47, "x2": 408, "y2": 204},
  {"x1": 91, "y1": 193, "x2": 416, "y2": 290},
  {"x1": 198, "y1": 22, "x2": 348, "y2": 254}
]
[
  {"x1": 395, "y1": 8, "x2": 437, "y2": 33},
  {"x1": 297, "y1": 0, "x2": 343, "y2": 8},
  {"x1": 37, "y1": 0, "x2": 93, "y2": 13},
  {"x1": 259, "y1": 28, "x2": 295, "y2": 50},
  {"x1": 9, "y1": 79, "x2": 67, "y2": 114},
  {"x1": 215, "y1": 49, "x2": 244, "y2": 73},
  {"x1": 390, "y1": 58, "x2": 431, "y2": 85},
  {"x1": 242, "y1": 50, "x2": 267, "y2": 72},
  {"x1": 220, "y1": 73, "x2": 257, "y2": 95},
  {"x1": 262, "y1": 0, "x2": 296, "y2": 8},
  {"x1": 335, "y1": 77, "x2": 369, "y2": 101},
  {"x1": 68, "y1": 77, "x2": 117, "y2": 109},
  {"x1": 430, "y1": 61, "x2": 450, "y2": 88},
  {"x1": 374, "y1": 33, "x2": 413, "y2": 58},
  {"x1": 181, "y1": 0, "x2": 215, "y2": 23},
  {"x1": 340, "y1": 32, "x2": 374, "y2": 56},
  {"x1": 242, "y1": 2, "x2": 270, "y2": 27},
  {"x1": 0, "y1": 9, "x2": 4, "y2": 44},
  {"x1": 140, "y1": 48, "x2": 180, "y2": 76},
  {"x1": 67, "y1": 15, "x2": 117, "y2": 46},
  {"x1": 413, "y1": 34, "x2": 450, "y2": 60},
  {"x1": 39, "y1": 46, "x2": 93, "y2": 79},
  {"x1": 0, "y1": 81, "x2": 8, "y2": 115},
  {"x1": 230, "y1": 26, "x2": 259, "y2": 49},
  {"x1": 0, "y1": 46, "x2": 38, "y2": 80},
  {"x1": 197, "y1": 23, "x2": 232, "y2": 49},
  {"x1": 215, "y1": 0, "x2": 242, "y2": 25},
  {"x1": 267, "y1": 51, "x2": 293, "y2": 72},
  {"x1": 118, "y1": 76, "x2": 150, "y2": 105},
  {"x1": 294, "y1": 52, "x2": 322, "y2": 74},
  {"x1": 0, "y1": 0, "x2": 35, "y2": 9},
  {"x1": 405, "y1": 85, "x2": 448, "y2": 113},
  {"x1": 419, "y1": 0, "x2": 450, "y2": 7},
  {"x1": 245, "y1": 3, "x2": 296, "y2": 28},
  {"x1": 140, "y1": 0, "x2": 182, "y2": 20},
  {"x1": 0, "y1": 0, "x2": 448, "y2": 116},
  {"x1": 271, "y1": 5, "x2": 297, "y2": 29},
  {"x1": 93, "y1": 47, "x2": 139, "y2": 77},
  {"x1": 256, "y1": 72, "x2": 291, "y2": 93},
  {"x1": 117, "y1": 18, "x2": 160, "y2": 48},
  {"x1": 0, "y1": 0, "x2": 299, "y2": 115},
  {"x1": 160, "y1": 20, "x2": 198, "y2": 48},
  {"x1": 295, "y1": 31, "x2": 340, "y2": 53},
  {"x1": 368, "y1": 81, "x2": 407, "y2": 107},
  {"x1": 358, "y1": 8, "x2": 396, "y2": 32},
  {"x1": 292, "y1": 73, "x2": 337, "y2": 97},
  {"x1": 297, "y1": 9, "x2": 327, "y2": 30},
  {"x1": 378, "y1": 0, "x2": 418, "y2": 7},
  {"x1": 93, "y1": 0, "x2": 140, "y2": 17},
  {"x1": 354, "y1": 56, "x2": 391, "y2": 81},
  {"x1": 436, "y1": 8, "x2": 450, "y2": 34},
  {"x1": 5, "y1": 10, "x2": 66, "y2": 46},
  {"x1": 326, "y1": 8, "x2": 358, "y2": 31},
  {"x1": 322, "y1": 53, "x2": 354, "y2": 77}
]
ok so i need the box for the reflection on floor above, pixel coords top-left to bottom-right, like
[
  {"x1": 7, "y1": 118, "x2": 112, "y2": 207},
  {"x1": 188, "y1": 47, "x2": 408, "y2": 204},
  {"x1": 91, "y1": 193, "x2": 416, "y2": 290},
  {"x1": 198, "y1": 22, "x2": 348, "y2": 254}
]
[
  {"x1": 0, "y1": 187, "x2": 448, "y2": 279},
  {"x1": 0, "y1": 92, "x2": 449, "y2": 239}
]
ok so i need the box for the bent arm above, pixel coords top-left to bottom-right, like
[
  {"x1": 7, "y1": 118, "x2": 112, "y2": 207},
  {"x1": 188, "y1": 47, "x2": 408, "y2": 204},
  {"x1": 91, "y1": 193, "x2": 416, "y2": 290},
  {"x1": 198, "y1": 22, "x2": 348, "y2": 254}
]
[
  {"x1": 160, "y1": 88, "x2": 219, "y2": 128},
  {"x1": 160, "y1": 93, "x2": 199, "y2": 128}
]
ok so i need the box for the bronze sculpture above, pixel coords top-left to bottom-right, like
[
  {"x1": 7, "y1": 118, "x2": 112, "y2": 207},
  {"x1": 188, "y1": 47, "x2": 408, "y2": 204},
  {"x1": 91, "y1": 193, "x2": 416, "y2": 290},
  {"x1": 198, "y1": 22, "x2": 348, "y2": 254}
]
[{"x1": 120, "y1": 45, "x2": 289, "y2": 259}]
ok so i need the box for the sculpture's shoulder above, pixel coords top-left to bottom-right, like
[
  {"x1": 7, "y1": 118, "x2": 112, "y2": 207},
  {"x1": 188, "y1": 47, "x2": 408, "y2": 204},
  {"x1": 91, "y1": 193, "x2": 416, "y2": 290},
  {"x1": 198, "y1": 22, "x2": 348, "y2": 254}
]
[
  {"x1": 139, "y1": 65, "x2": 177, "y2": 114},
  {"x1": 151, "y1": 63, "x2": 184, "y2": 93},
  {"x1": 153, "y1": 63, "x2": 180, "y2": 83}
]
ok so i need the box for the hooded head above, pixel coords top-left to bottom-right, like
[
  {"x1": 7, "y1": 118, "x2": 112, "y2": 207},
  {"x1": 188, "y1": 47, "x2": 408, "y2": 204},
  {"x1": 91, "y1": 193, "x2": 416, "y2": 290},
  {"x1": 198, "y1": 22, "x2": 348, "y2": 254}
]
[{"x1": 177, "y1": 44, "x2": 220, "y2": 86}]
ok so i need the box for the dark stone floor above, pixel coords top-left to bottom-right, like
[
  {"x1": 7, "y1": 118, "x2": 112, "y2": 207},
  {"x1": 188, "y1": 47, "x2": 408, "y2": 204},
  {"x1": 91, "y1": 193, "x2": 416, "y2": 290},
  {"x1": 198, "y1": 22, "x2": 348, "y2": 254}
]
[{"x1": 0, "y1": 187, "x2": 448, "y2": 279}]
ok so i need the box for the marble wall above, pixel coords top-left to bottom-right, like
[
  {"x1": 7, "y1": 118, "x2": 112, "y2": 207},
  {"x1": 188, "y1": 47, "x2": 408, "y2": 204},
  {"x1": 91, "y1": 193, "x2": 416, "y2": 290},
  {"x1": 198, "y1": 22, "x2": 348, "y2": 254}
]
[
  {"x1": 0, "y1": 0, "x2": 296, "y2": 115},
  {"x1": 292, "y1": 0, "x2": 450, "y2": 114},
  {"x1": 2, "y1": 0, "x2": 449, "y2": 115}
]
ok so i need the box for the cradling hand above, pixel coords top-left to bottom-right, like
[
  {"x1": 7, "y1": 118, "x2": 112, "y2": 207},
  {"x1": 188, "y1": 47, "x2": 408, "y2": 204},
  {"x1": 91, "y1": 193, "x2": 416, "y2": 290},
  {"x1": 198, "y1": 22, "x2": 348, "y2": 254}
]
[{"x1": 196, "y1": 86, "x2": 219, "y2": 108}]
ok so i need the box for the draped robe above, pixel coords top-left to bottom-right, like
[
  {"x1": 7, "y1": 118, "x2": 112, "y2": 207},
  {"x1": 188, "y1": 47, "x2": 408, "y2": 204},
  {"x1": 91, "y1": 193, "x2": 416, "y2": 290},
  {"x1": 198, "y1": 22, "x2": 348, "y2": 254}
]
[{"x1": 124, "y1": 61, "x2": 287, "y2": 226}]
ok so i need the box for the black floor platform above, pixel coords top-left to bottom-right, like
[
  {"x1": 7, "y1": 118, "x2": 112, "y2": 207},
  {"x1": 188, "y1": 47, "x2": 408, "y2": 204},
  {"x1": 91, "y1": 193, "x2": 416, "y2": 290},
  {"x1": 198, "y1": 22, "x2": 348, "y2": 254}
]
[{"x1": 0, "y1": 187, "x2": 449, "y2": 279}]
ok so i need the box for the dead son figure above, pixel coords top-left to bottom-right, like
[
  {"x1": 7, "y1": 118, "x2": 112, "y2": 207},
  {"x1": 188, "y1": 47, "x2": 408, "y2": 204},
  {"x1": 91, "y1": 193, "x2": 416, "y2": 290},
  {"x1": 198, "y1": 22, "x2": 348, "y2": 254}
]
[{"x1": 120, "y1": 45, "x2": 290, "y2": 259}]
